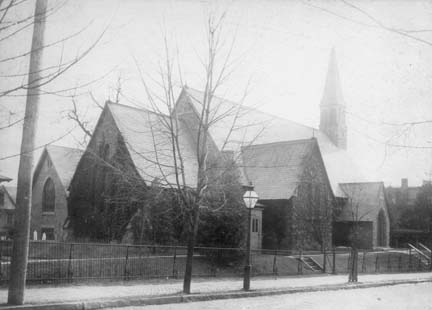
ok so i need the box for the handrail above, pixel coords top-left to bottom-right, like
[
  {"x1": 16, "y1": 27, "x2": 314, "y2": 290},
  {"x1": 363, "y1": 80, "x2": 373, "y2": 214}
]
[
  {"x1": 408, "y1": 243, "x2": 430, "y2": 261},
  {"x1": 299, "y1": 258, "x2": 316, "y2": 271},
  {"x1": 308, "y1": 256, "x2": 324, "y2": 270},
  {"x1": 419, "y1": 243, "x2": 431, "y2": 253},
  {"x1": 301, "y1": 256, "x2": 323, "y2": 271}
]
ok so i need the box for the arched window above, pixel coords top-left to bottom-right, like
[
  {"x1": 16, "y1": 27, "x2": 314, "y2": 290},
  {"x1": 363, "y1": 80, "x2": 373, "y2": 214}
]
[
  {"x1": 103, "y1": 144, "x2": 110, "y2": 161},
  {"x1": 42, "y1": 178, "x2": 55, "y2": 212},
  {"x1": 102, "y1": 144, "x2": 110, "y2": 191}
]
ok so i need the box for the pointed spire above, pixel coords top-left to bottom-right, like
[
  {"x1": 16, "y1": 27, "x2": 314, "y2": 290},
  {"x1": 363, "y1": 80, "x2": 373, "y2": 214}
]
[
  {"x1": 319, "y1": 48, "x2": 347, "y2": 150},
  {"x1": 321, "y1": 48, "x2": 344, "y2": 107}
]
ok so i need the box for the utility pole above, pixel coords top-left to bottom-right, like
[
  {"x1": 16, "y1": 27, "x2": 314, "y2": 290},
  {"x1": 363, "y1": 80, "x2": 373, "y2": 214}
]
[{"x1": 8, "y1": 0, "x2": 48, "y2": 305}]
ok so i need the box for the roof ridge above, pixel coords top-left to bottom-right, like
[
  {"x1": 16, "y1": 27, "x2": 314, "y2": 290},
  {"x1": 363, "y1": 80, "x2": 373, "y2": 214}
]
[
  {"x1": 107, "y1": 101, "x2": 168, "y2": 118},
  {"x1": 241, "y1": 138, "x2": 316, "y2": 150},
  {"x1": 339, "y1": 181, "x2": 384, "y2": 185},
  {"x1": 184, "y1": 87, "x2": 318, "y2": 131},
  {"x1": 47, "y1": 145, "x2": 84, "y2": 152}
]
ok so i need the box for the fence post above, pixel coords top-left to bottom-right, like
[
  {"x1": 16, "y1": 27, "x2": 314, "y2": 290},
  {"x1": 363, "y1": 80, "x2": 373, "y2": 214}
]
[
  {"x1": 375, "y1": 254, "x2": 379, "y2": 273},
  {"x1": 409, "y1": 248, "x2": 412, "y2": 271},
  {"x1": 347, "y1": 250, "x2": 351, "y2": 274},
  {"x1": 67, "y1": 244, "x2": 73, "y2": 282},
  {"x1": 0, "y1": 241, "x2": 3, "y2": 281},
  {"x1": 272, "y1": 249, "x2": 278, "y2": 278},
  {"x1": 323, "y1": 248, "x2": 326, "y2": 273},
  {"x1": 172, "y1": 246, "x2": 178, "y2": 279},
  {"x1": 430, "y1": 249, "x2": 432, "y2": 272},
  {"x1": 332, "y1": 247, "x2": 336, "y2": 274},
  {"x1": 298, "y1": 250, "x2": 303, "y2": 275},
  {"x1": 362, "y1": 251, "x2": 366, "y2": 273},
  {"x1": 417, "y1": 253, "x2": 422, "y2": 271},
  {"x1": 123, "y1": 246, "x2": 129, "y2": 280},
  {"x1": 398, "y1": 254, "x2": 402, "y2": 271},
  {"x1": 387, "y1": 253, "x2": 391, "y2": 272}
]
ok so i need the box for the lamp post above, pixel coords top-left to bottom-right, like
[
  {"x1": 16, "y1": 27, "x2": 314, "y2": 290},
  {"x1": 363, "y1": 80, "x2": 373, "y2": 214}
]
[{"x1": 243, "y1": 184, "x2": 259, "y2": 291}]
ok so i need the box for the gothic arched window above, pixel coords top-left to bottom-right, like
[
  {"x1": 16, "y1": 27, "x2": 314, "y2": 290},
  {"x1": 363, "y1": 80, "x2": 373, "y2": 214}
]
[
  {"x1": 42, "y1": 178, "x2": 55, "y2": 212},
  {"x1": 103, "y1": 144, "x2": 110, "y2": 161},
  {"x1": 102, "y1": 144, "x2": 110, "y2": 189}
]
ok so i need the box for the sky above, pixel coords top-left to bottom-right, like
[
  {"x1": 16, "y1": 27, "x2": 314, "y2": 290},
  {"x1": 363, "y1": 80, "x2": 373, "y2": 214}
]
[{"x1": 1, "y1": 0, "x2": 432, "y2": 187}]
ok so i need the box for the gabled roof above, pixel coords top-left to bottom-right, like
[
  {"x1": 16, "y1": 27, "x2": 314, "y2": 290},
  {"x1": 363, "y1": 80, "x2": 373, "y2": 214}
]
[
  {"x1": 33, "y1": 145, "x2": 83, "y2": 190},
  {"x1": 0, "y1": 185, "x2": 16, "y2": 209},
  {"x1": 338, "y1": 182, "x2": 387, "y2": 221},
  {"x1": 106, "y1": 102, "x2": 198, "y2": 187},
  {"x1": 180, "y1": 87, "x2": 365, "y2": 195},
  {"x1": 241, "y1": 138, "x2": 324, "y2": 200}
]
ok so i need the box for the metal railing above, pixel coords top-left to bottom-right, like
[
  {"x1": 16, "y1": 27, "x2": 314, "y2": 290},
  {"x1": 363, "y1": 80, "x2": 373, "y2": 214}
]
[{"x1": 0, "y1": 241, "x2": 428, "y2": 284}]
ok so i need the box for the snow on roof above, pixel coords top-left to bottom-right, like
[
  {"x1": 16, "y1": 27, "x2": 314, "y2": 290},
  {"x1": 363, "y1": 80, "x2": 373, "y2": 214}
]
[
  {"x1": 44, "y1": 145, "x2": 83, "y2": 189},
  {"x1": 182, "y1": 87, "x2": 365, "y2": 195},
  {"x1": 241, "y1": 139, "x2": 318, "y2": 200},
  {"x1": 99, "y1": 88, "x2": 367, "y2": 195},
  {"x1": 107, "y1": 102, "x2": 198, "y2": 187}
]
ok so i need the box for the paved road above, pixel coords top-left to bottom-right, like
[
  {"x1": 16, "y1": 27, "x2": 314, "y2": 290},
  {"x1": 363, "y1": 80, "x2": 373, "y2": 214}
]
[{"x1": 104, "y1": 282, "x2": 432, "y2": 310}]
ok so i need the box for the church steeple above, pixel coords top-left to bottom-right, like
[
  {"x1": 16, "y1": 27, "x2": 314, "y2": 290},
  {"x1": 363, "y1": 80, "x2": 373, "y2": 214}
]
[{"x1": 319, "y1": 48, "x2": 347, "y2": 149}]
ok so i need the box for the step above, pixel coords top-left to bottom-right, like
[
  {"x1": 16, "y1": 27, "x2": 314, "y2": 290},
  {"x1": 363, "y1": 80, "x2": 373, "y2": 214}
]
[{"x1": 299, "y1": 256, "x2": 323, "y2": 272}]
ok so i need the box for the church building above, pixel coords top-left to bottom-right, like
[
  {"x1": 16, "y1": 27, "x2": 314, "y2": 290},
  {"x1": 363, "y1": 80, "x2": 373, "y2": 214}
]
[{"x1": 67, "y1": 49, "x2": 390, "y2": 249}]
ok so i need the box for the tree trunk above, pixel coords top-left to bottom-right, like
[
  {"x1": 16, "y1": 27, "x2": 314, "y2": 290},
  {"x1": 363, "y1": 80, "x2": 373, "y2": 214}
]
[
  {"x1": 183, "y1": 205, "x2": 200, "y2": 294},
  {"x1": 8, "y1": 0, "x2": 47, "y2": 305},
  {"x1": 348, "y1": 247, "x2": 358, "y2": 282}
]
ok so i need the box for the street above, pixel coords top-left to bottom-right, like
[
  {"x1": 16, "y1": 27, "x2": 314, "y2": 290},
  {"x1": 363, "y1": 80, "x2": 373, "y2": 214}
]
[{"x1": 104, "y1": 282, "x2": 432, "y2": 310}]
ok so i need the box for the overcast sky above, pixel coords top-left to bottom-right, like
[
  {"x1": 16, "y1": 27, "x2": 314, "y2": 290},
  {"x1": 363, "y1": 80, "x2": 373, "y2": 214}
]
[{"x1": 1, "y1": 0, "x2": 432, "y2": 187}]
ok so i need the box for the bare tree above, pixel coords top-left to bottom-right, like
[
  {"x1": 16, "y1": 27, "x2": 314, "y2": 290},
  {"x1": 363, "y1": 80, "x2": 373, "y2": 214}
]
[
  {"x1": 0, "y1": 0, "x2": 107, "y2": 132},
  {"x1": 302, "y1": 0, "x2": 432, "y2": 150},
  {"x1": 131, "y1": 13, "x2": 264, "y2": 293},
  {"x1": 61, "y1": 7, "x2": 265, "y2": 293},
  {"x1": 292, "y1": 148, "x2": 334, "y2": 272},
  {"x1": 2, "y1": 0, "x2": 107, "y2": 305},
  {"x1": 340, "y1": 185, "x2": 371, "y2": 283}
]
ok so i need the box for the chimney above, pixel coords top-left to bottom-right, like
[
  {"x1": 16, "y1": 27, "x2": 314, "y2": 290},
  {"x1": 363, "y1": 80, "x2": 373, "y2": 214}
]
[{"x1": 401, "y1": 178, "x2": 408, "y2": 189}]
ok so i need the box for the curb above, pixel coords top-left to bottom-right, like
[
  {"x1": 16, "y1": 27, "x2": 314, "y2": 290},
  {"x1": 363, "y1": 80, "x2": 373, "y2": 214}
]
[{"x1": 1, "y1": 278, "x2": 432, "y2": 310}]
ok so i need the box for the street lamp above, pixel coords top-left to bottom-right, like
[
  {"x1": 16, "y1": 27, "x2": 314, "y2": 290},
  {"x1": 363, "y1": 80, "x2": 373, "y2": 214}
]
[{"x1": 243, "y1": 184, "x2": 259, "y2": 291}]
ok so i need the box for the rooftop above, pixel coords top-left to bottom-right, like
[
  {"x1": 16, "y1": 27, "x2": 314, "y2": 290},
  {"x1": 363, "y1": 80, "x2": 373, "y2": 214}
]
[
  {"x1": 34, "y1": 145, "x2": 84, "y2": 190},
  {"x1": 241, "y1": 139, "x2": 319, "y2": 200},
  {"x1": 181, "y1": 87, "x2": 366, "y2": 195}
]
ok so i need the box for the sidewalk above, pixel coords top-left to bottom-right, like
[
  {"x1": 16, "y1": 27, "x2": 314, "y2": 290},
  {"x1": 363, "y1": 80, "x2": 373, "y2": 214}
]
[{"x1": 1, "y1": 272, "x2": 432, "y2": 309}]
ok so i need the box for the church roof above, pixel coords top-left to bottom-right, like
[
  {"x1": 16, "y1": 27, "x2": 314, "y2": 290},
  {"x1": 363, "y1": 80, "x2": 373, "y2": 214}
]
[
  {"x1": 87, "y1": 86, "x2": 366, "y2": 196},
  {"x1": 33, "y1": 145, "x2": 84, "y2": 190},
  {"x1": 107, "y1": 102, "x2": 198, "y2": 187},
  {"x1": 181, "y1": 87, "x2": 365, "y2": 196},
  {"x1": 241, "y1": 139, "x2": 321, "y2": 200}
]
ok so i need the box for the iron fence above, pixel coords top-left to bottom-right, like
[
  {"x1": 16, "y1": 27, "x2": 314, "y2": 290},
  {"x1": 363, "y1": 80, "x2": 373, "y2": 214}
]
[{"x1": 0, "y1": 241, "x2": 429, "y2": 284}]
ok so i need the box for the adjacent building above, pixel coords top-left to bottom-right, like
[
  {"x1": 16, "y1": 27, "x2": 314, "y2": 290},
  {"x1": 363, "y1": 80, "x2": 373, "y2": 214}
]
[
  {"x1": 0, "y1": 180, "x2": 15, "y2": 239},
  {"x1": 31, "y1": 145, "x2": 83, "y2": 240},
  {"x1": 386, "y1": 178, "x2": 431, "y2": 246}
]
